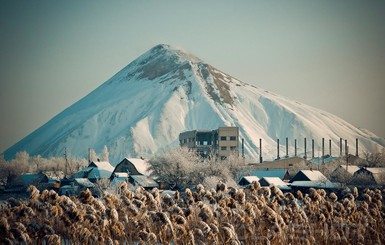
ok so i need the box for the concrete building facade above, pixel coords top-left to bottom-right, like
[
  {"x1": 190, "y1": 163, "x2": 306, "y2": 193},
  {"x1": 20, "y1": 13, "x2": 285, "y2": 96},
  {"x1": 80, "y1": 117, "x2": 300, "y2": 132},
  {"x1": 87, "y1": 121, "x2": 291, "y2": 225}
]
[{"x1": 179, "y1": 126, "x2": 239, "y2": 159}]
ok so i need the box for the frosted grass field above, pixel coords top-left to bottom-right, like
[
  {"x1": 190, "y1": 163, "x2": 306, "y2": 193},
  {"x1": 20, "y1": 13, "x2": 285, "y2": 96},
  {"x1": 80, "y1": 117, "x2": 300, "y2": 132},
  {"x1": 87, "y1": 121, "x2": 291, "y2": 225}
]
[{"x1": 1, "y1": 182, "x2": 384, "y2": 244}]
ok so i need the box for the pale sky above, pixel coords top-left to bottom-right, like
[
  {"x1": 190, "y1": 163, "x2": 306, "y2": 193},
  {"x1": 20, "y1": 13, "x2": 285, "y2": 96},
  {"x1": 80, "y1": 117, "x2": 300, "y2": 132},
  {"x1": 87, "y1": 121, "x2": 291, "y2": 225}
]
[{"x1": 1, "y1": 0, "x2": 385, "y2": 153}]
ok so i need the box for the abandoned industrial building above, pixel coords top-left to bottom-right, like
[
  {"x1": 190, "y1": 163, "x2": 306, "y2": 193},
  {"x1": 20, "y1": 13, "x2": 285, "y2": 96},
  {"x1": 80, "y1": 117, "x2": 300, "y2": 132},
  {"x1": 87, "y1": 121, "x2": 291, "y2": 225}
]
[{"x1": 179, "y1": 126, "x2": 239, "y2": 159}]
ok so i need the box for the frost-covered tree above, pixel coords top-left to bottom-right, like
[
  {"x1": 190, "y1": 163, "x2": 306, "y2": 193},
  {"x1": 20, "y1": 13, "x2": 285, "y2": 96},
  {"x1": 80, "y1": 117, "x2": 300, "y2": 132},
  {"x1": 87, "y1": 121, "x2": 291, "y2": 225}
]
[
  {"x1": 362, "y1": 149, "x2": 385, "y2": 167},
  {"x1": 148, "y1": 147, "x2": 197, "y2": 190},
  {"x1": 89, "y1": 149, "x2": 98, "y2": 162},
  {"x1": 102, "y1": 145, "x2": 109, "y2": 162},
  {"x1": 148, "y1": 147, "x2": 242, "y2": 190}
]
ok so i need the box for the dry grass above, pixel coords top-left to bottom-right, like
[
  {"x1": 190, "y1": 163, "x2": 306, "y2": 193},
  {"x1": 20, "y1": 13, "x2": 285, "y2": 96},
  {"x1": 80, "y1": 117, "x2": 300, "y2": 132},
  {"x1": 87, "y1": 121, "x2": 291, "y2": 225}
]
[{"x1": 0, "y1": 183, "x2": 384, "y2": 244}]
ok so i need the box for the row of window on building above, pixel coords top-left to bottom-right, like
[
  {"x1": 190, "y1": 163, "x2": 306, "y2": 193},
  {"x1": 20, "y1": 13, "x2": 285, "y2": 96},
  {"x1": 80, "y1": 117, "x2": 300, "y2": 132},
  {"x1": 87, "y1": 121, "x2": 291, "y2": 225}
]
[{"x1": 180, "y1": 135, "x2": 237, "y2": 145}]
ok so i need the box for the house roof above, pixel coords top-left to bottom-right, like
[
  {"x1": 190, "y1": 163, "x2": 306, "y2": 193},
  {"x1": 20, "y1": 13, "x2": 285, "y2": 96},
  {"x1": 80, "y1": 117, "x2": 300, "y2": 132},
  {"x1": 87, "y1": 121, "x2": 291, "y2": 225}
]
[
  {"x1": 42, "y1": 171, "x2": 65, "y2": 180},
  {"x1": 125, "y1": 158, "x2": 151, "y2": 176},
  {"x1": 296, "y1": 170, "x2": 328, "y2": 181},
  {"x1": 358, "y1": 167, "x2": 385, "y2": 184},
  {"x1": 260, "y1": 177, "x2": 288, "y2": 187},
  {"x1": 343, "y1": 165, "x2": 361, "y2": 175},
  {"x1": 89, "y1": 161, "x2": 114, "y2": 172},
  {"x1": 74, "y1": 178, "x2": 95, "y2": 188},
  {"x1": 114, "y1": 172, "x2": 129, "y2": 178},
  {"x1": 20, "y1": 173, "x2": 45, "y2": 185},
  {"x1": 250, "y1": 169, "x2": 289, "y2": 180},
  {"x1": 130, "y1": 175, "x2": 158, "y2": 188},
  {"x1": 259, "y1": 177, "x2": 291, "y2": 190},
  {"x1": 72, "y1": 161, "x2": 114, "y2": 180},
  {"x1": 240, "y1": 176, "x2": 260, "y2": 184},
  {"x1": 291, "y1": 180, "x2": 341, "y2": 189},
  {"x1": 71, "y1": 166, "x2": 94, "y2": 179},
  {"x1": 365, "y1": 167, "x2": 385, "y2": 174},
  {"x1": 110, "y1": 177, "x2": 128, "y2": 187}
]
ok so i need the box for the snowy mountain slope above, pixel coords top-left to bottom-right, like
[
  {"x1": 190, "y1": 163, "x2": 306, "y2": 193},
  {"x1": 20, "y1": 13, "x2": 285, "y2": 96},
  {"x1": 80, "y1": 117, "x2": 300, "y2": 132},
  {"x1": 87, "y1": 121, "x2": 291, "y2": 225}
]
[{"x1": 4, "y1": 44, "x2": 385, "y2": 163}]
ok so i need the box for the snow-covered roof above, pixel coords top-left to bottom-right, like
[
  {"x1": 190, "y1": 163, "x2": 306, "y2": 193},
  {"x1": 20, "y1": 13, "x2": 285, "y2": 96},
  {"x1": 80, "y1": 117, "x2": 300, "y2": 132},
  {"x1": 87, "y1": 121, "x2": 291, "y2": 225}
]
[
  {"x1": 87, "y1": 161, "x2": 114, "y2": 179},
  {"x1": 125, "y1": 158, "x2": 151, "y2": 176},
  {"x1": 71, "y1": 166, "x2": 93, "y2": 179},
  {"x1": 341, "y1": 165, "x2": 360, "y2": 175},
  {"x1": 72, "y1": 161, "x2": 114, "y2": 180},
  {"x1": 87, "y1": 167, "x2": 113, "y2": 179},
  {"x1": 114, "y1": 172, "x2": 129, "y2": 178},
  {"x1": 240, "y1": 176, "x2": 260, "y2": 184},
  {"x1": 130, "y1": 175, "x2": 158, "y2": 188},
  {"x1": 260, "y1": 177, "x2": 288, "y2": 187},
  {"x1": 298, "y1": 170, "x2": 328, "y2": 181},
  {"x1": 90, "y1": 161, "x2": 114, "y2": 172},
  {"x1": 259, "y1": 177, "x2": 291, "y2": 190},
  {"x1": 42, "y1": 171, "x2": 65, "y2": 180},
  {"x1": 365, "y1": 167, "x2": 385, "y2": 174},
  {"x1": 74, "y1": 178, "x2": 95, "y2": 188},
  {"x1": 291, "y1": 181, "x2": 341, "y2": 189}
]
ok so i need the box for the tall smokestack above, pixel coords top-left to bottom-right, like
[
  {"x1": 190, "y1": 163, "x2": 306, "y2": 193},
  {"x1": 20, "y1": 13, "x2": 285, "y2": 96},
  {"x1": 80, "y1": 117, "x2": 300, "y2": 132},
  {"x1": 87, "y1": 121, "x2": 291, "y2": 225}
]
[
  {"x1": 340, "y1": 138, "x2": 342, "y2": 157},
  {"x1": 321, "y1": 138, "x2": 325, "y2": 163},
  {"x1": 356, "y1": 138, "x2": 358, "y2": 157},
  {"x1": 259, "y1": 138, "x2": 263, "y2": 163},
  {"x1": 241, "y1": 138, "x2": 245, "y2": 158},
  {"x1": 285, "y1": 137, "x2": 289, "y2": 158},
  {"x1": 277, "y1": 139, "x2": 280, "y2": 160},
  {"x1": 312, "y1": 139, "x2": 315, "y2": 159},
  {"x1": 304, "y1": 138, "x2": 307, "y2": 159},
  {"x1": 294, "y1": 139, "x2": 297, "y2": 157},
  {"x1": 329, "y1": 139, "x2": 332, "y2": 156},
  {"x1": 345, "y1": 139, "x2": 348, "y2": 163}
]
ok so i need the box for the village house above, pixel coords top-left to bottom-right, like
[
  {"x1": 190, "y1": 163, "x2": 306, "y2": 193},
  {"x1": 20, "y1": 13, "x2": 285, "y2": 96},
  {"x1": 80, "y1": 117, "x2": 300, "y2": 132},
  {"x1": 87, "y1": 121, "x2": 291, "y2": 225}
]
[
  {"x1": 259, "y1": 177, "x2": 291, "y2": 191},
  {"x1": 353, "y1": 167, "x2": 385, "y2": 186},
  {"x1": 249, "y1": 169, "x2": 291, "y2": 181},
  {"x1": 238, "y1": 176, "x2": 260, "y2": 186},
  {"x1": 110, "y1": 158, "x2": 158, "y2": 189},
  {"x1": 72, "y1": 160, "x2": 114, "y2": 183}
]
